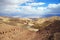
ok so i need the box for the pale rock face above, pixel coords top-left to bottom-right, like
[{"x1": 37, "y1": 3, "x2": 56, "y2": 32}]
[
  {"x1": 28, "y1": 23, "x2": 34, "y2": 26},
  {"x1": 24, "y1": 23, "x2": 27, "y2": 24},
  {"x1": 27, "y1": 26, "x2": 39, "y2": 32},
  {"x1": 27, "y1": 23, "x2": 39, "y2": 32}
]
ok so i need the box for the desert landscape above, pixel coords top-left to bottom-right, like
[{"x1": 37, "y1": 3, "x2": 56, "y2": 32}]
[{"x1": 0, "y1": 16, "x2": 60, "y2": 40}]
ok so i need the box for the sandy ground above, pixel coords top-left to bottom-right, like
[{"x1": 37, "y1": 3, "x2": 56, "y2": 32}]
[{"x1": 0, "y1": 23, "x2": 37, "y2": 40}]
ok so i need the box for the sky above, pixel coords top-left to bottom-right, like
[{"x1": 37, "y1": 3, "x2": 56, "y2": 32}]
[{"x1": 0, "y1": 0, "x2": 60, "y2": 18}]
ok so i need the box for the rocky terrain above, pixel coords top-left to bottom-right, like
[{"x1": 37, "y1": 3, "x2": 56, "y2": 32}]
[{"x1": 0, "y1": 16, "x2": 60, "y2": 40}]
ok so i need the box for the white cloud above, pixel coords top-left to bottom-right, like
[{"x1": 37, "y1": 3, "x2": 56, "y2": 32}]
[
  {"x1": 48, "y1": 4, "x2": 60, "y2": 8},
  {"x1": 26, "y1": 2, "x2": 45, "y2": 6},
  {"x1": 19, "y1": 6, "x2": 46, "y2": 14},
  {"x1": 0, "y1": 5, "x2": 20, "y2": 13},
  {"x1": 0, "y1": 0, "x2": 32, "y2": 13},
  {"x1": 48, "y1": 4, "x2": 58, "y2": 8},
  {"x1": 0, "y1": 0, "x2": 29, "y2": 5},
  {"x1": 0, "y1": 0, "x2": 60, "y2": 18},
  {"x1": 19, "y1": 3, "x2": 60, "y2": 16},
  {"x1": 47, "y1": 3, "x2": 60, "y2": 14}
]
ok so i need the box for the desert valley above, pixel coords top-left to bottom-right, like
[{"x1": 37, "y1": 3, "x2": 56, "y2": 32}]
[{"x1": 0, "y1": 16, "x2": 60, "y2": 40}]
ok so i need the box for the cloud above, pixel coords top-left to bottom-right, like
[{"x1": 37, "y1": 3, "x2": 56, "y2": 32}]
[
  {"x1": 47, "y1": 3, "x2": 60, "y2": 14},
  {"x1": 20, "y1": 4, "x2": 60, "y2": 14},
  {"x1": 19, "y1": 6, "x2": 46, "y2": 14},
  {"x1": 0, "y1": 0, "x2": 30, "y2": 5},
  {"x1": 0, "y1": 0, "x2": 32, "y2": 13},
  {"x1": 25, "y1": 2, "x2": 45, "y2": 6},
  {"x1": 0, "y1": 0, "x2": 60, "y2": 18},
  {"x1": 19, "y1": 3, "x2": 60, "y2": 17},
  {"x1": 0, "y1": 5, "x2": 20, "y2": 13},
  {"x1": 19, "y1": 2, "x2": 46, "y2": 14}
]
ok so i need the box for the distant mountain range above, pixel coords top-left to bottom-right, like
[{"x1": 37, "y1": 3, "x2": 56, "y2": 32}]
[{"x1": 0, "y1": 13, "x2": 60, "y2": 18}]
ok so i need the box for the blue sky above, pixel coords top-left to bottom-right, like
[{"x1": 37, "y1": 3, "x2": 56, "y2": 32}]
[
  {"x1": 0, "y1": 0, "x2": 60, "y2": 18},
  {"x1": 34, "y1": 0, "x2": 59, "y2": 3}
]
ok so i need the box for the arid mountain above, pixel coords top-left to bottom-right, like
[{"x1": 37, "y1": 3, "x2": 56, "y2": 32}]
[{"x1": 0, "y1": 16, "x2": 60, "y2": 40}]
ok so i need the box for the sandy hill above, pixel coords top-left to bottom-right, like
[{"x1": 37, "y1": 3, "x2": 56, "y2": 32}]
[
  {"x1": 0, "y1": 16, "x2": 60, "y2": 40},
  {"x1": 0, "y1": 23, "x2": 36, "y2": 40},
  {"x1": 0, "y1": 16, "x2": 33, "y2": 26}
]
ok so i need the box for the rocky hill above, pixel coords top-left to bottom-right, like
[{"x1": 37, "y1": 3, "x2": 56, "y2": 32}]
[{"x1": 0, "y1": 16, "x2": 60, "y2": 40}]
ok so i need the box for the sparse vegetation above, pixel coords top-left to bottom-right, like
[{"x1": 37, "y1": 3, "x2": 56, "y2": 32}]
[{"x1": 0, "y1": 16, "x2": 60, "y2": 40}]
